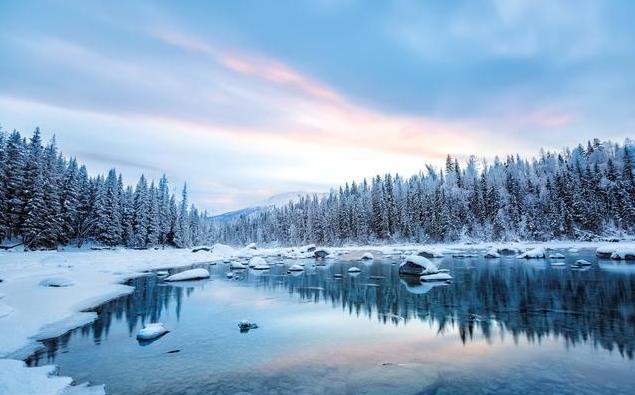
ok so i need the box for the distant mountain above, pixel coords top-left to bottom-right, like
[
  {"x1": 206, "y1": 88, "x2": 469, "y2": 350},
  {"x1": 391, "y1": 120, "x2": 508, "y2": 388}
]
[{"x1": 212, "y1": 191, "x2": 325, "y2": 223}]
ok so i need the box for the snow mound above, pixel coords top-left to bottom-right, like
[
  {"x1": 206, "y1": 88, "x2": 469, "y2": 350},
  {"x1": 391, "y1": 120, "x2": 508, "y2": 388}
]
[
  {"x1": 420, "y1": 272, "x2": 453, "y2": 282},
  {"x1": 549, "y1": 253, "x2": 566, "y2": 259},
  {"x1": 136, "y1": 323, "x2": 169, "y2": 340},
  {"x1": 399, "y1": 255, "x2": 439, "y2": 275},
  {"x1": 39, "y1": 277, "x2": 74, "y2": 287},
  {"x1": 164, "y1": 268, "x2": 210, "y2": 282},
  {"x1": 245, "y1": 243, "x2": 257, "y2": 250},
  {"x1": 517, "y1": 247, "x2": 546, "y2": 259},
  {"x1": 288, "y1": 264, "x2": 304, "y2": 272},
  {"x1": 348, "y1": 267, "x2": 361, "y2": 273},
  {"x1": 360, "y1": 252, "x2": 374, "y2": 260},
  {"x1": 417, "y1": 248, "x2": 444, "y2": 258},
  {"x1": 610, "y1": 247, "x2": 635, "y2": 260},
  {"x1": 248, "y1": 257, "x2": 267, "y2": 268}
]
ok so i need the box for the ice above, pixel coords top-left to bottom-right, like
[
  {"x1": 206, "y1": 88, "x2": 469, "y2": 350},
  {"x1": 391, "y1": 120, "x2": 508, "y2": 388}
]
[
  {"x1": 164, "y1": 268, "x2": 210, "y2": 282},
  {"x1": 399, "y1": 255, "x2": 439, "y2": 275},
  {"x1": 136, "y1": 323, "x2": 169, "y2": 340},
  {"x1": 400, "y1": 279, "x2": 446, "y2": 295},
  {"x1": 517, "y1": 247, "x2": 546, "y2": 259},
  {"x1": 420, "y1": 272, "x2": 453, "y2": 282},
  {"x1": 39, "y1": 277, "x2": 74, "y2": 287}
]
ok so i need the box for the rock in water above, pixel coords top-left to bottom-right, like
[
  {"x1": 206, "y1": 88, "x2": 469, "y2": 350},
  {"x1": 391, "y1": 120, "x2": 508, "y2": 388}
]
[
  {"x1": 288, "y1": 264, "x2": 304, "y2": 272},
  {"x1": 164, "y1": 268, "x2": 210, "y2": 282},
  {"x1": 238, "y1": 320, "x2": 259, "y2": 332},
  {"x1": 314, "y1": 249, "x2": 329, "y2": 258},
  {"x1": 348, "y1": 266, "x2": 362, "y2": 273},
  {"x1": 399, "y1": 255, "x2": 439, "y2": 275},
  {"x1": 137, "y1": 323, "x2": 169, "y2": 340}
]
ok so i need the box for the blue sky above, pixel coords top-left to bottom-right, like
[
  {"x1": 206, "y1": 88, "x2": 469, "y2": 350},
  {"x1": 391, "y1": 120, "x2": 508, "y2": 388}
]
[{"x1": 1, "y1": 0, "x2": 634, "y2": 213}]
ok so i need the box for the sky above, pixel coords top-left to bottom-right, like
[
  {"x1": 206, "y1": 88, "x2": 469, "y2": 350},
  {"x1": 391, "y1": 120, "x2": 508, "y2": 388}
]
[{"x1": 1, "y1": 0, "x2": 634, "y2": 214}]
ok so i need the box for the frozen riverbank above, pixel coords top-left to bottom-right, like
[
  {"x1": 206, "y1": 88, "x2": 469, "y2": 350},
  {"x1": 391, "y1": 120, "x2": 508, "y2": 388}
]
[{"x1": 1, "y1": 240, "x2": 634, "y2": 394}]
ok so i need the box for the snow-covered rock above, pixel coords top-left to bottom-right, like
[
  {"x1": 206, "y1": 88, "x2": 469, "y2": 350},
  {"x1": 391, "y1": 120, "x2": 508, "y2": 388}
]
[
  {"x1": 399, "y1": 255, "x2": 439, "y2": 275},
  {"x1": 252, "y1": 263, "x2": 271, "y2": 270},
  {"x1": 517, "y1": 247, "x2": 546, "y2": 259},
  {"x1": 136, "y1": 323, "x2": 169, "y2": 340},
  {"x1": 417, "y1": 248, "x2": 444, "y2": 258},
  {"x1": 155, "y1": 270, "x2": 169, "y2": 277},
  {"x1": 248, "y1": 257, "x2": 267, "y2": 268},
  {"x1": 574, "y1": 259, "x2": 592, "y2": 266},
  {"x1": 549, "y1": 253, "x2": 566, "y2": 259},
  {"x1": 484, "y1": 250, "x2": 500, "y2": 259},
  {"x1": 550, "y1": 261, "x2": 566, "y2": 266},
  {"x1": 164, "y1": 268, "x2": 210, "y2": 282},
  {"x1": 360, "y1": 252, "x2": 374, "y2": 260},
  {"x1": 596, "y1": 246, "x2": 615, "y2": 259},
  {"x1": 348, "y1": 267, "x2": 361, "y2": 273},
  {"x1": 288, "y1": 264, "x2": 304, "y2": 272},
  {"x1": 420, "y1": 272, "x2": 453, "y2": 282},
  {"x1": 225, "y1": 272, "x2": 234, "y2": 279},
  {"x1": 610, "y1": 247, "x2": 635, "y2": 261},
  {"x1": 245, "y1": 243, "x2": 257, "y2": 250},
  {"x1": 38, "y1": 277, "x2": 74, "y2": 287},
  {"x1": 230, "y1": 261, "x2": 247, "y2": 270},
  {"x1": 497, "y1": 246, "x2": 520, "y2": 255},
  {"x1": 314, "y1": 248, "x2": 329, "y2": 259}
]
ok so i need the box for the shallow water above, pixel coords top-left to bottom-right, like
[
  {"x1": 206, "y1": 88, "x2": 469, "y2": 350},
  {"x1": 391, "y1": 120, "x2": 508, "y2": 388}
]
[{"x1": 26, "y1": 250, "x2": 635, "y2": 394}]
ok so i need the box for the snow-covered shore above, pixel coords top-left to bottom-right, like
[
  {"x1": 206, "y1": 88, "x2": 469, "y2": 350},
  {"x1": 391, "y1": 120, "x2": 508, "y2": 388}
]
[{"x1": 0, "y1": 240, "x2": 633, "y2": 394}]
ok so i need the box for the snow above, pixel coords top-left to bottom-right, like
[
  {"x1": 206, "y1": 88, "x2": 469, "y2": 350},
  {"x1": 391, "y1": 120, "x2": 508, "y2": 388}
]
[
  {"x1": 420, "y1": 272, "x2": 453, "y2": 282},
  {"x1": 211, "y1": 243, "x2": 238, "y2": 256},
  {"x1": 136, "y1": 323, "x2": 169, "y2": 340},
  {"x1": 0, "y1": 359, "x2": 73, "y2": 395},
  {"x1": 360, "y1": 252, "x2": 374, "y2": 260},
  {"x1": 245, "y1": 242, "x2": 257, "y2": 250},
  {"x1": 299, "y1": 244, "x2": 316, "y2": 253},
  {"x1": 288, "y1": 264, "x2": 304, "y2": 272},
  {"x1": 164, "y1": 268, "x2": 210, "y2": 282},
  {"x1": 574, "y1": 259, "x2": 592, "y2": 266},
  {"x1": 39, "y1": 277, "x2": 75, "y2": 287},
  {"x1": 550, "y1": 261, "x2": 566, "y2": 266},
  {"x1": 252, "y1": 263, "x2": 271, "y2": 270},
  {"x1": 517, "y1": 247, "x2": 546, "y2": 259},
  {"x1": 348, "y1": 267, "x2": 362, "y2": 273}
]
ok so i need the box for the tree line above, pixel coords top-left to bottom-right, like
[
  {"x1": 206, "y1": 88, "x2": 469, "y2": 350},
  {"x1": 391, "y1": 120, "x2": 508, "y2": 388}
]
[
  {"x1": 0, "y1": 127, "x2": 211, "y2": 249},
  {"x1": 213, "y1": 138, "x2": 635, "y2": 245}
]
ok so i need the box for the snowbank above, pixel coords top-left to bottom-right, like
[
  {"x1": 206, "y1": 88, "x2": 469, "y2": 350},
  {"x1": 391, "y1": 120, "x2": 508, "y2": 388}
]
[
  {"x1": 136, "y1": 323, "x2": 169, "y2": 340},
  {"x1": 517, "y1": 247, "x2": 546, "y2": 259},
  {"x1": 399, "y1": 255, "x2": 439, "y2": 275},
  {"x1": 164, "y1": 268, "x2": 210, "y2": 282},
  {"x1": 211, "y1": 243, "x2": 238, "y2": 257}
]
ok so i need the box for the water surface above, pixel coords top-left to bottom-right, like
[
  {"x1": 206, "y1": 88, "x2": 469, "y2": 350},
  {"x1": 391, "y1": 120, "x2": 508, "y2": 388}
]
[{"x1": 26, "y1": 250, "x2": 635, "y2": 394}]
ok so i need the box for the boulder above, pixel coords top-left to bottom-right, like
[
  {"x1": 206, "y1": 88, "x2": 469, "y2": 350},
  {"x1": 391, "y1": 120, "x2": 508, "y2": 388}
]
[
  {"x1": 314, "y1": 249, "x2": 329, "y2": 258},
  {"x1": 399, "y1": 255, "x2": 439, "y2": 276}
]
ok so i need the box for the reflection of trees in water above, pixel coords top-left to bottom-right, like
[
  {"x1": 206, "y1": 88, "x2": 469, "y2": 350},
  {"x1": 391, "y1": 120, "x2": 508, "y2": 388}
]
[
  {"x1": 250, "y1": 260, "x2": 635, "y2": 359},
  {"x1": 26, "y1": 260, "x2": 635, "y2": 367}
]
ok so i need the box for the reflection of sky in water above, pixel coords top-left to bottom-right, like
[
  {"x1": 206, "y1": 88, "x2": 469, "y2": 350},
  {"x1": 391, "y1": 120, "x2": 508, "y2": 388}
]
[{"x1": 26, "y1": 251, "x2": 635, "y2": 394}]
